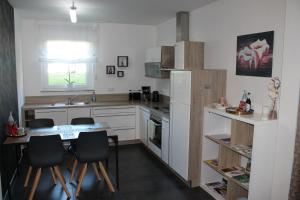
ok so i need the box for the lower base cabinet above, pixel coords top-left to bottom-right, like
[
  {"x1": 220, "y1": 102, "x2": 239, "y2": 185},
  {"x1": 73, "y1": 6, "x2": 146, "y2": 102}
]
[
  {"x1": 35, "y1": 109, "x2": 68, "y2": 125},
  {"x1": 92, "y1": 106, "x2": 137, "y2": 141}
]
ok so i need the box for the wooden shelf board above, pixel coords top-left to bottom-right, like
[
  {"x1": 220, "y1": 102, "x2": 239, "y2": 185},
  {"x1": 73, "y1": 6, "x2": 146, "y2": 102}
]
[
  {"x1": 204, "y1": 160, "x2": 249, "y2": 191},
  {"x1": 201, "y1": 184, "x2": 226, "y2": 200},
  {"x1": 205, "y1": 135, "x2": 252, "y2": 159}
]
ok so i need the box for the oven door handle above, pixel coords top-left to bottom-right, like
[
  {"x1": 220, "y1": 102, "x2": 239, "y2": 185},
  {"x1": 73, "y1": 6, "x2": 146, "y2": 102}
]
[{"x1": 150, "y1": 120, "x2": 162, "y2": 127}]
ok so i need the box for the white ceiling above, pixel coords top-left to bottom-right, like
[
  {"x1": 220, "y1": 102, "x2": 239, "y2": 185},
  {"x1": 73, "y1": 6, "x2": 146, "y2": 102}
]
[{"x1": 8, "y1": 0, "x2": 216, "y2": 25}]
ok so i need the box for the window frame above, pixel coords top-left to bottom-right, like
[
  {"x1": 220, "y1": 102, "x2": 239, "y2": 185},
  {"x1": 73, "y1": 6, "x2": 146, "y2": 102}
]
[{"x1": 40, "y1": 40, "x2": 95, "y2": 92}]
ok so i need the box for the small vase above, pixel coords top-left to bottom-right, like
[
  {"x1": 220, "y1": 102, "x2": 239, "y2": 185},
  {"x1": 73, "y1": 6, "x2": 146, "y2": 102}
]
[
  {"x1": 268, "y1": 110, "x2": 277, "y2": 120},
  {"x1": 268, "y1": 99, "x2": 278, "y2": 119}
]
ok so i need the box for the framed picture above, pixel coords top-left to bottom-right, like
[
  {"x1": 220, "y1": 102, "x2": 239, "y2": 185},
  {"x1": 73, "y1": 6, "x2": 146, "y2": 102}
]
[
  {"x1": 106, "y1": 65, "x2": 115, "y2": 74},
  {"x1": 117, "y1": 71, "x2": 124, "y2": 77},
  {"x1": 236, "y1": 31, "x2": 274, "y2": 77},
  {"x1": 117, "y1": 56, "x2": 128, "y2": 67}
]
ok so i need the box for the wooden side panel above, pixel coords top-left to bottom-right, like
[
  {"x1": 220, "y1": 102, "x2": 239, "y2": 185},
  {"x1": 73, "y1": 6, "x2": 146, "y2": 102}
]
[
  {"x1": 227, "y1": 180, "x2": 248, "y2": 200},
  {"x1": 218, "y1": 146, "x2": 241, "y2": 169},
  {"x1": 161, "y1": 46, "x2": 175, "y2": 68},
  {"x1": 231, "y1": 120, "x2": 254, "y2": 146},
  {"x1": 184, "y1": 41, "x2": 204, "y2": 70},
  {"x1": 188, "y1": 69, "x2": 227, "y2": 187}
]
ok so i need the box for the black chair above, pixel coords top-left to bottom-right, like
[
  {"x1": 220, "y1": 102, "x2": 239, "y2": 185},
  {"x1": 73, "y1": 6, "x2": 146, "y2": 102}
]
[
  {"x1": 25, "y1": 118, "x2": 56, "y2": 189},
  {"x1": 70, "y1": 131, "x2": 115, "y2": 197},
  {"x1": 26, "y1": 135, "x2": 71, "y2": 200},
  {"x1": 68, "y1": 118, "x2": 101, "y2": 179},
  {"x1": 28, "y1": 118, "x2": 54, "y2": 129},
  {"x1": 71, "y1": 117, "x2": 95, "y2": 125}
]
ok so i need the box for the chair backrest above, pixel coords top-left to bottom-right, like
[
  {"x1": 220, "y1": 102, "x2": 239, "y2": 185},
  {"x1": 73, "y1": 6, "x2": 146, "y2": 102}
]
[
  {"x1": 28, "y1": 118, "x2": 54, "y2": 129},
  {"x1": 71, "y1": 117, "x2": 95, "y2": 125},
  {"x1": 77, "y1": 131, "x2": 109, "y2": 160},
  {"x1": 28, "y1": 135, "x2": 64, "y2": 166}
]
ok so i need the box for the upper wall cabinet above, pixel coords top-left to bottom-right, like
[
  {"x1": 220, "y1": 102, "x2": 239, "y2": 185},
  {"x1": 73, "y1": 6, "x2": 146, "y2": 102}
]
[
  {"x1": 175, "y1": 41, "x2": 204, "y2": 70},
  {"x1": 145, "y1": 46, "x2": 175, "y2": 68}
]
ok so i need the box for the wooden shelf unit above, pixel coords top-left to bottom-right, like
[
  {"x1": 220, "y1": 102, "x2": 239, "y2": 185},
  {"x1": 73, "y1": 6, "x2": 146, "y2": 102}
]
[{"x1": 201, "y1": 106, "x2": 278, "y2": 200}]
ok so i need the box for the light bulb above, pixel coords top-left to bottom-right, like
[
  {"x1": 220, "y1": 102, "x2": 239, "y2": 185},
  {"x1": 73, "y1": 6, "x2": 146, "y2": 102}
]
[{"x1": 69, "y1": 4, "x2": 77, "y2": 23}]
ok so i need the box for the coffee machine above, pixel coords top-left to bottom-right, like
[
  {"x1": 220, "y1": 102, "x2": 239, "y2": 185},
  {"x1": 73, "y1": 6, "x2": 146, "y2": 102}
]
[
  {"x1": 141, "y1": 86, "x2": 151, "y2": 101},
  {"x1": 152, "y1": 91, "x2": 160, "y2": 102}
]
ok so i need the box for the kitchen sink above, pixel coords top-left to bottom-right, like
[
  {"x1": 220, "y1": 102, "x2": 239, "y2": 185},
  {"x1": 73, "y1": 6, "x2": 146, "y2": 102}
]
[{"x1": 51, "y1": 102, "x2": 89, "y2": 107}]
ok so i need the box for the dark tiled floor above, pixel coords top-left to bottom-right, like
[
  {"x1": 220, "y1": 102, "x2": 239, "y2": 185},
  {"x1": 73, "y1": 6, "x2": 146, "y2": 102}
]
[{"x1": 11, "y1": 144, "x2": 214, "y2": 200}]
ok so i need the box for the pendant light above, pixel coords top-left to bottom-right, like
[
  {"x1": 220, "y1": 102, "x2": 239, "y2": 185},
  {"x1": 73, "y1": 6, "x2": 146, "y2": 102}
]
[{"x1": 69, "y1": 1, "x2": 77, "y2": 23}]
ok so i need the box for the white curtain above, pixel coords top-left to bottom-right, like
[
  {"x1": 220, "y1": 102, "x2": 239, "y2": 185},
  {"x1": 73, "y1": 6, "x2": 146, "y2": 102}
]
[{"x1": 38, "y1": 22, "x2": 98, "y2": 62}]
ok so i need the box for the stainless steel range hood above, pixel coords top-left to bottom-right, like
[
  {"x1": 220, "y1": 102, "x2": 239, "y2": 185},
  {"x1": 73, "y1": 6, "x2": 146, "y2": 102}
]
[{"x1": 176, "y1": 11, "x2": 189, "y2": 42}]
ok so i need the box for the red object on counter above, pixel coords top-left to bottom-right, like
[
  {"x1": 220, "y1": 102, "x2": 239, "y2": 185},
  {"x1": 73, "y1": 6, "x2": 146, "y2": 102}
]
[{"x1": 6, "y1": 123, "x2": 18, "y2": 136}]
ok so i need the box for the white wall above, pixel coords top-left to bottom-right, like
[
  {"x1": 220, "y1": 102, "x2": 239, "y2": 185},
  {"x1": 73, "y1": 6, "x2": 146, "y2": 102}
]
[
  {"x1": 155, "y1": 0, "x2": 286, "y2": 111},
  {"x1": 272, "y1": 0, "x2": 300, "y2": 199},
  {"x1": 20, "y1": 19, "x2": 157, "y2": 96}
]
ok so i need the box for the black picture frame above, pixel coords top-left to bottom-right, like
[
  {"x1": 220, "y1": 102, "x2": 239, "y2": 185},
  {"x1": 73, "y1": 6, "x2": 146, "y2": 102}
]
[
  {"x1": 117, "y1": 56, "x2": 128, "y2": 67},
  {"x1": 106, "y1": 65, "x2": 115, "y2": 74},
  {"x1": 117, "y1": 71, "x2": 124, "y2": 77}
]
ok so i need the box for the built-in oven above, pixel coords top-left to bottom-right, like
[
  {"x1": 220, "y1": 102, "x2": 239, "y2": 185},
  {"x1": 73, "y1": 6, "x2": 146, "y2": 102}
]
[{"x1": 148, "y1": 113, "x2": 162, "y2": 158}]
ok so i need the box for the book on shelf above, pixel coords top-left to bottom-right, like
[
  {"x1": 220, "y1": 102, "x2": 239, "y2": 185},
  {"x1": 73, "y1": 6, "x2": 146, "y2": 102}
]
[
  {"x1": 209, "y1": 134, "x2": 230, "y2": 140},
  {"x1": 233, "y1": 174, "x2": 250, "y2": 187},
  {"x1": 232, "y1": 144, "x2": 252, "y2": 157},
  {"x1": 225, "y1": 169, "x2": 245, "y2": 178},
  {"x1": 206, "y1": 159, "x2": 219, "y2": 167},
  {"x1": 206, "y1": 179, "x2": 228, "y2": 197},
  {"x1": 220, "y1": 138, "x2": 231, "y2": 144}
]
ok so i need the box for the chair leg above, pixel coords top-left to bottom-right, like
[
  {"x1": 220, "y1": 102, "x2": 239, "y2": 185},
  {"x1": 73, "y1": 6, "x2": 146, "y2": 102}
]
[
  {"x1": 77, "y1": 164, "x2": 84, "y2": 183},
  {"x1": 24, "y1": 166, "x2": 32, "y2": 187},
  {"x1": 50, "y1": 167, "x2": 57, "y2": 184},
  {"x1": 99, "y1": 161, "x2": 115, "y2": 193},
  {"x1": 92, "y1": 163, "x2": 101, "y2": 181},
  {"x1": 76, "y1": 163, "x2": 87, "y2": 197},
  {"x1": 66, "y1": 156, "x2": 74, "y2": 172},
  {"x1": 53, "y1": 166, "x2": 71, "y2": 198},
  {"x1": 28, "y1": 168, "x2": 42, "y2": 200},
  {"x1": 70, "y1": 159, "x2": 78, "y2": 182}
]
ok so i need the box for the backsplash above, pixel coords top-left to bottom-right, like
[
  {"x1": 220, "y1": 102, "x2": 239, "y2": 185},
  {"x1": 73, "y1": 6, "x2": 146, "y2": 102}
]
[{"x1": 25, "y1": 93, "x2": 170, "y2": 105}]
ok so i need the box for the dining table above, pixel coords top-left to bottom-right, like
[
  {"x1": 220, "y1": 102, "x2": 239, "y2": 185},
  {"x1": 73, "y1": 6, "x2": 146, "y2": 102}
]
[{"x1": 2, "y1": 122, "x2": 119, "y2": 200}]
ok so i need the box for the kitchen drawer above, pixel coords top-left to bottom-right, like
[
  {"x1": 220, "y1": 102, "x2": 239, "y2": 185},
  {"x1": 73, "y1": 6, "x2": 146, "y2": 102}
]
[
  {"x1": 92, "y1": 106, "x2": 136, "y2": 116},
  {"x1": 109, "y1": 128, "x2": 136, "y2": 141},
  {"x1": 94, "y1": 114, "x2": 136, "y2": 129}
]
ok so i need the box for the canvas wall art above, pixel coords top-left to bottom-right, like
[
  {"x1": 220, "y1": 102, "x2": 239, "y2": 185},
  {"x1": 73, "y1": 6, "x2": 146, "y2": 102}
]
[{"x1": 236, "y1": 31, "x2": 274, "y2": 77}]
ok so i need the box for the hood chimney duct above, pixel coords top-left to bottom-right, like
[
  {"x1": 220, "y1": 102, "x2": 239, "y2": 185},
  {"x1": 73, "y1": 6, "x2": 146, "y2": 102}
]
[{"x1": 176, "y1": 11, "x2": 189, "y2": 42}]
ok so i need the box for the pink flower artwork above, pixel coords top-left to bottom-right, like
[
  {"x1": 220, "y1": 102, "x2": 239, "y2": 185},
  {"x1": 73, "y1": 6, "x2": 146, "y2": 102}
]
[{"x1": 236, "y1": 31, "x2": 274, "y2": 77}]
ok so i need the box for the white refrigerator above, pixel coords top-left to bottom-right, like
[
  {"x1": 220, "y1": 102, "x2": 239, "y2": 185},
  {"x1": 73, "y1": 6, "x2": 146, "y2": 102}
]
[{"x1": 169, "y1": 70, "x2": 191, "y2": 180}]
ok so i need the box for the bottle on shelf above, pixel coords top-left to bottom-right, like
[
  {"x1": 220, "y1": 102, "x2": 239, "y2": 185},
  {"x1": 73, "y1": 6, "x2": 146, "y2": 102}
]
[
  {"x1": 239, "y1": 90, "x2": 248, "y2": 110},
  {"x1": 8, "y1": 111, "x2": 14, "y2": 125},
  {"x1": 91, "y1": 91, "x2": 97, "y2": 102},
  {"x1": 246, "y1": 92, "x2": 251, "y2": 112}
]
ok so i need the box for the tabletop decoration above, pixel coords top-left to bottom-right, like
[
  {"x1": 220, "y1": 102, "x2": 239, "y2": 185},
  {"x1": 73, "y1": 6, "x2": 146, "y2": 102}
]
[{"x1": 268, "y1": 76, "x2": 281, "y2": 119}]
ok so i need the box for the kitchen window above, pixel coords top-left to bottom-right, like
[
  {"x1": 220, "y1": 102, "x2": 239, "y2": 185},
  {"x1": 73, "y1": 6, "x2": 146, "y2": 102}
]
[{"x1": 41, "y1": 40, "x2": 95, "y2": 91}]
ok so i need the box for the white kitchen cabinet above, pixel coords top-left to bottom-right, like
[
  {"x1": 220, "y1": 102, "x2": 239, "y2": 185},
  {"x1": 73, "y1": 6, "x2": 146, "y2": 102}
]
[
  {"x1": 139, "y1": 107, "x2": 150, "y2": 146},
  {"x1": 35, "y1": 109, "x2": 68, "y2": 125},
  {"x1": 67, "y1": 107, "x2": 91, "y2": 124},
  {"x1": 169, "y1": 69, "x2": 227, "y2": 187},
  {"x1": 145, "y1": 47, "x2": 161, "y2": 63},
  {"x1": 162, "y1": 117, "x2": 170, "y2": 164},
  {"x1": 169, "y1": 102, "x2": 190, "y2": 180},
  {"x1": 170, "y1": 71, "x2": 191, "y2": 105},
  {"x1": 175, "y1": 42, "x2": 185, "y2": 69},
  {"x1": 92, "y1": 106, "x2": 136, "y2": 141}
]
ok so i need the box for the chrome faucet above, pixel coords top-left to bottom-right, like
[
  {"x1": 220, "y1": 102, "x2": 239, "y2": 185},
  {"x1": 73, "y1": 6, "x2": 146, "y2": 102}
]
[{"x1": 67, "y1": 95, "x2": 79, "y2": 105}]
